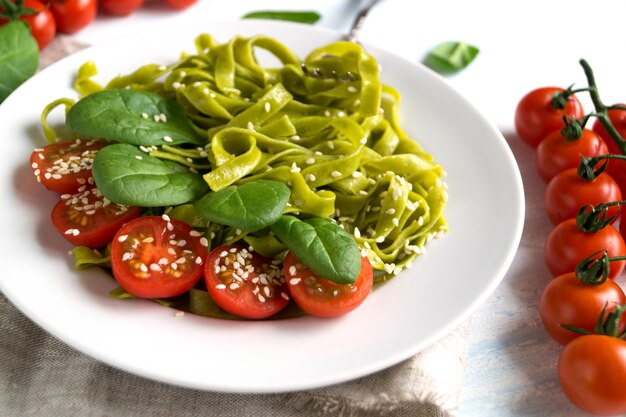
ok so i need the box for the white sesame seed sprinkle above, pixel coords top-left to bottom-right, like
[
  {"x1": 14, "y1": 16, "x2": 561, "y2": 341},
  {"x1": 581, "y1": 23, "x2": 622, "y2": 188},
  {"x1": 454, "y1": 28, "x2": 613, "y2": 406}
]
[
  {"x1": 331, "y1": 171, "x2": 342, "y2": 178},
  {"x1": 200, "y1": 237, "x2": 209, "y2": 247},
  {"x1": 163, "y1": 136, "x2": 173, "y2": 143},
  {"x1": 385, "y1": 208, "x2": 396, "y2": 215},
  {"x1": 117, "y1": 235, "x2": 128, "y2": 242},
  {"x1": 289, "y1": 277, "x2": 301, "y2": 285},
  {"x1": 264, "y1": 102, "x2": 271, "y2": 112},
  {"x1": 216, "y1": 284, "x2": 226, "y2": 290}
]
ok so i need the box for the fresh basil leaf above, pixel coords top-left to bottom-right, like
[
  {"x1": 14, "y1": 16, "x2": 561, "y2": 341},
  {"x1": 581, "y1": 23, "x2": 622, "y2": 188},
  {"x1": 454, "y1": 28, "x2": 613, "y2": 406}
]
[
  {"x1": 92, "y1": 143, "x2": 209, "y2": 206},
  {"x1": 424, "y1": 41, "x2": 479, "y2": 74},
  {"x1": 242, "y1": 10, "x2": 321, "y2": 24},
  {"x1": 194, "y1": 180, "x2": 290, "y2": 233},
  {"x1": 66, "y1": 89, "x2": 203, "y2": 146},
  {"x1": 270, "y1": 215, "x2": 361, "y2": 284},
  {"x1": 0, "y1": 21, "x2": 38, "y2": 103}
]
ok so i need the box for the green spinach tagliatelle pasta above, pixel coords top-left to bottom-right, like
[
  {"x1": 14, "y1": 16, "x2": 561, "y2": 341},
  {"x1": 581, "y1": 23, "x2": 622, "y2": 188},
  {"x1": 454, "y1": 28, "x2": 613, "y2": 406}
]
[{"x1": 71, "y1": 33, "x2": 449, "y2": 281}]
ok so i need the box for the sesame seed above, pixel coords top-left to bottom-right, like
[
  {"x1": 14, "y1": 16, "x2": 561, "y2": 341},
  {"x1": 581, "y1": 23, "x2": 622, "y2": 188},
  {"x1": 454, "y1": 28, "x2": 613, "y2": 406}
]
[
  {"x1": 385, "y1": 208, "x2": 396, "y2": 215},
  {"x1": 150, "y1": 264, "x2": 162, "y2": 272},
  {"x1": 117, "y1": 235, "x2": 128, "y2": 242},
  {"x1": 376, "y1": 236, "x2": 385, "y2": 243},
  {"x1": 306, "y1": 158, "x2": 315, "y2": 164},
  {"x1": 172, "y1": 81, "x2": 181, "y2": 89},
  {"x1": 290, "y1": 162, "x2": 301, "y2": 173},
  {"x1": 176, "y1": 240, "x2": 187, "y2": 247},
  {"x1": 142, "y1": 237, "x2": 154, "y2": 243},
  {"x1": 158, "y1": 257, "x2": 169, "y2": 265},
  {"x1": 392, "y1": 218, "x2": 399, "y2": 227},
  {"x1": 167, "y1": 248, "x2": 177, "y2": 256},
  {"x1": 139, "y1": 263, "x2": 148, "y2": 272},
  {"x1": 324, "y1": 110, "x2": 331, "y2": 117},
  {"x1": 327, "y1": 141, "x2": 335, "y2": 149},
  {"x1": 354, "y1": 227, "x2": 361, "y2": 238},
  {"x1": 174, "y1": 311, "x2": 185, "y2": 317},
  {"x1": 264, "y1": 102, "x2": 271, "y2": 112},
  {"x1": 161, "y1": 214, "x2": 171, "y2": 222},
  {"x1": 289, "y1": 277, "x2": 301, "y2": 285},
  {"x1": 123, "y1": 252, "x2": 133, "y2": 262},
  {"x1": 203, "y1": 88, "x2": 210, "y2": 95},
  {"x1": 135, "y1": 155, "x2": 143, "y2": 160},
  {"x1": 291, "y1": 135, "x2": 300, "y2": 140},
  {"x1": 288, "y1": 265, "x2": 297, "y2": 275},
  {"x1": 360, "y1": 137, "x2": 367, "y2": 144},
  {"x1": 359, "y1": 190, "x2": 368, "y2": 196},
  {"x1": 216, "y1": 284, "x2": 226, "y2": 290},
  {"x1": 305, "y1": 173, "x2": 316, "y2": 182},
  {"x1": 200, "y1": 237, "x2": 209, "y2": 247},
  {"x1": 229, "y1": 283, "x2": 240, "y2": 290},
  {"x1": 331, "y1": 171, "x2": 342, "y2": 178},
  {"x1": 160, "y1": 114, "x2": 167, "y2": 122},
  {"x1": 141, "y1": 112, "x2": 149, "y2": 119},
  {"x1": 195, "y1": 256, "x2": 203, "y2": 264},
  {"x1": 193, "y1": 81, "x2": 202, "y2": 87},
  {"x1": 189, "y1": 230, "x2": 202, "y2": 237},
  {"x1": 247, "y1": 122, "x2": 255, "y2": 131},
  {"x1": 347, "y1": 86, "x2": 357, "y2": 93},
  {"x1": 280, "y1": 292, "x2": 290, "y2": 300},
  {"x1": 257, "y1": 294, "x2": 266, "y2": 303},
  {"x1": 163, "y1": 136, "x2": 173, "y2": 143}
]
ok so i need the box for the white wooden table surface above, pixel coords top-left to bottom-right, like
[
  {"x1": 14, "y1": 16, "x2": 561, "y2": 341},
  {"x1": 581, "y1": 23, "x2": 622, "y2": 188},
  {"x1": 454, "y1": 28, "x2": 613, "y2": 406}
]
[{"x1": 70, "y1": 1, "x2": 626, "y2": 415}]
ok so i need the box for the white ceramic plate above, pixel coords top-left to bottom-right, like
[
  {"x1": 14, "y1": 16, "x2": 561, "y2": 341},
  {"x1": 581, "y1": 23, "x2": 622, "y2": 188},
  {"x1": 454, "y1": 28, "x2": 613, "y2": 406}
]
[{"x1": 0, "y1": 20, "x2": 523, "y2": 393}]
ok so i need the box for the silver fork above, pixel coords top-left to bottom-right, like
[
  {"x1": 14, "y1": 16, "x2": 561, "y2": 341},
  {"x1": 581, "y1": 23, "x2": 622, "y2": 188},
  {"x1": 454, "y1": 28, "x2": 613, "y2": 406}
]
[{"x1": 345, "y1": 0, "x2": 384, "y2": 43}]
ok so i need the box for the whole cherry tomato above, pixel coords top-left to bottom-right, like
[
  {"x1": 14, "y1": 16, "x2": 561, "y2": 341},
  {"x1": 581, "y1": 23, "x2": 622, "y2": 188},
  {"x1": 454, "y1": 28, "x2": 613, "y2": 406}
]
[
  {"x1": 544, "y1": 218, "x2": 626, "y2": 279},
  {"x1": 0, "y1": 0, "x2": 56, "y2": 50},
  {"x1": 544, "y1": 219, "x2": 626, "y2": 278},
  {"x1": 536, "y1": 128, "x2": 608, "y2": 183},
  {"x1": 100, "y1": 0, "x2": 143, "y2": 15},
  {"x1": 592, "y1": 108, "x2": 626, "y2": 195},
  {"x1": 49, "y1": 0, "x2": 96, "y2": 33},
  {"x1": 515, "y1": 87, "x2": 584, "y2": 147},
  {"x1": 544, "y1": 168, "x2": 622, "y2": 225},
  {"x1": 558, "y1": 335, "x2": 626, "y2": 415},
  {"x1": 540, "y1": 272, "x2": 626, "y2": 345},
  {"x1": 162, "y1": 0, "x2": 196, "y2": 9}
]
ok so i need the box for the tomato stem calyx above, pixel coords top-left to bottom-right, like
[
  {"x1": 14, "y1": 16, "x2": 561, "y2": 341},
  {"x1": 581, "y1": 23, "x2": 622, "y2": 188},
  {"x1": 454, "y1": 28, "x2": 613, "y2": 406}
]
[
  {"x1": 580, "y1": 59, "x2": 626, "y2": 155},
  {"x1": 577, "y1": 155, "x2": 609, "y2": 181},
  {"x1": 563, "y1": 301, "x2": 626, "y2": 339},
  {"x1": 576, "y1": 201, "x2": 623, "y2": 233},
  {"x1": 0, "y1": 0, "x2": 38, "y2": 20}
]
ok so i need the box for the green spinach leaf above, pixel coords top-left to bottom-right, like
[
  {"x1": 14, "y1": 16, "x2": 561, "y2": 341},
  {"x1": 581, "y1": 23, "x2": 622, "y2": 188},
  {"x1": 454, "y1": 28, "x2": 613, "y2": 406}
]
[
  {"x1": 194, "y1": 180, "x2": 290, "y2": 233},
  {"x1": 424, "y1": 41, "x2": 479, "y2": 75},
  {"x1": 242, "y1": 10, "x2": 321, "y2": 24},
  {"x1": 92, "y1": 143, "x2": 209, "y2": 206},
  {"x1": 0, "y1": 21, "x2": 38, "y2": 103},
  {"x1": 270, "y1": 215, "x2": 361, "y2": 284},
  {"x1": 66, "y1": 89, "x2": 203, "y2": 146}
]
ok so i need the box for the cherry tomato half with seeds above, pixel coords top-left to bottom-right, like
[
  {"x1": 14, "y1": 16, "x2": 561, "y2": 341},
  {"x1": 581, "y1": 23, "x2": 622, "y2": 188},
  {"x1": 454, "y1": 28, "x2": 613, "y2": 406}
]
[
  {"x1": 51, "y1": 186, "x2": 141, "y2": 249},
  {"x1": 49, "y1": 0, "x2": 96, "y2": 33},
  {"x1": 0, "y1": 0, "x2": 56, "y2": 49},
  {"x1": 592, "y1": 108, "x2": 626, "y2": 196},
  {"x1": 204, "y1": 245, "x2": 290, "y2": 319},
  {"x1": 536, "y1": 128, "x2": 608, "y2": 183},
  {"x1": 558, "y1": 335, "x2": 626, "y2": 416},
  {"x1": 514, "y1": 87, "x2": 584, "y2": 147},
  {"x1": 539, "y1": 272, "x2": 626, "y2": 345},
  {"x1": 100, "y1": 0, "x2": 143, "y2": 15},
  {"x1": 544, "y1": 219, "x2": 626, "y2": 279},
  {"x1": 30, "y1": 138, "x2": 108, "y2": 194},
  {"x1": 284, "y1": 252, "x2": 373, "y2": 318},
  {"x1": 544, "y1": 168, "x2": 622, "y2": 225},
  {"x1": 110, "y1": 216, "x2": 207, "y2": 299}
]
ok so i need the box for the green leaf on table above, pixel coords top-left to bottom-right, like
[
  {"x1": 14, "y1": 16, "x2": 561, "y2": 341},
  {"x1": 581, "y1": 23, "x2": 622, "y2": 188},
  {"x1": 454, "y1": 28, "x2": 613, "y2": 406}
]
[
  {"x1": 66, "y1": 89, "x2": 203, "y2": 146},
  {"x1": 242, "y1": 10, "x2": 321, "y2": 24},
  {"x1": 270, "y1": 215, "x2": 361, "y2": 284},
  {"x1": 92, "y1": 143, "x2": 209, "y2": 206},
  {"x1": 194, "y1": 180, "x2": 290, "y2": 233},
  {"x1": 0, "y1": 21, "x2": 38, "y2": 103},
  {"x1": 424, "y1": 41, "x2": 479, "y2": 75}
]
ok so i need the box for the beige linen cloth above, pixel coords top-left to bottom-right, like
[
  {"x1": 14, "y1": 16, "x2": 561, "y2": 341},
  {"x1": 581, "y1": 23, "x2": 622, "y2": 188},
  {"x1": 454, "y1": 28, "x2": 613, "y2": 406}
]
[{"x1": 0, "y1": 36, "x2": 471, "y2": 417}]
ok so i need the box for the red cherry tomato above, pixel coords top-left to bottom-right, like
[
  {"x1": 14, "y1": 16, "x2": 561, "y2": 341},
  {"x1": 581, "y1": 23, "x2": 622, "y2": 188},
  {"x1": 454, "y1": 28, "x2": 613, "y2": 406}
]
[
  {"x1": 558, "y1": 335, "x2": 626, "y2": 416},
  {"x1": 110, "y1": 216, "x2": 206, "y2": 298},
  {"x1": 100, "y1": 0, "x2": 143, "y2": 15},
  {"x1": 540, "y1": 272, "x2": 626, "y2": 345},
  {"x1": 544, "y1": 168, "x2": 622, "y2": 225},
  {"x1": 544, "y1": 218, "x2": 626, "y2": 279},
  {"x1": 51, "y1": 186, "x2": 141, "y2": 249},
  {"x1": 162, "y1": 0, "x2": 196, "y2": 9},
  {"x1": 204, "y1": 245, "x2": 290, "y2": 319},
  {"x1": 49, "y1": 0, "x2": 96, "y2": 33},
  {"x1": 284, "y1": 252, "x2": 373, "y2": 318},
  {"x1": 536, "y1": 128, "x2": 608, "y2": 183},
  {"x1": 30, "y1": 139, "x2": 108, "y2": 194},
  {"x1": 592, "y1": 108, "x2": 626, "y2": 195},
  {"x1": 0, "y1": 0, "x2": 56, "y2": 49},
  {"x1": 514, "y1": 87, "x2": 584, "y2": 147}
]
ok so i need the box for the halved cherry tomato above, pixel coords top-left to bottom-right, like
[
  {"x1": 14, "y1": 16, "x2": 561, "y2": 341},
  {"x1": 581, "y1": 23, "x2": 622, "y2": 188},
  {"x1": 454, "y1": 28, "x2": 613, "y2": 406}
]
[
  {"x1": 536, "y1": 128, "x2": 608, "y2": 183},
  {"x1": 162, "y1": 0, "x2": 196, "y2": 9},
  {"x1": 284, "y1": 252, "x2": 373, "y2": 318},
  {"x1": 110, "y1": 215, "x2": 206, "y2": 298},
  {"x1": 49, "y1": 0, "x2": 96, "y2": 33},
  {"x1": 30, "y1": 138, "x2": 107, "y2": 194},
  {"x1": 540, "y1": 272, "x2": 626, "y2": 345},
  {"x1": 558, "y1": 335, "x2": 626, "y2": 415},
  {"x1": 51, "y1": 185, "x2": 141, "y2": 249},
  {"x1": 99, "y1": 0, "x2": 143, "y2": 15},
  {"x1": 544, "y1": 218, "x2": 626, "y2": 279},
  {"x1": 204, "y1": 245, "x2": 289, "y2": 319},
  {"x1": 514, "y1": 87, "x2": 584, "y2": 147},
  {"x1": 592, "y1": 108, "x2": 626, "y2": 195},
  {"x1": 0, "y1": 0, "x2": 56, "y2": 50},
  {"x1": 544, "y1": 168, "x2": 622, "y2": 225}
]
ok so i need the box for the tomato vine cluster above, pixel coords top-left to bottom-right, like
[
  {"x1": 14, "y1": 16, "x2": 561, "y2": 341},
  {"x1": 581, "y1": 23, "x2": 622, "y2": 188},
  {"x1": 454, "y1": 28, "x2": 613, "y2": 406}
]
[
  {"x1": 515, "y1": 59, "x2": 626, "y2": 416},
  {"x1": 0, "y1": 0, "x2": 198, "y2": 50}
]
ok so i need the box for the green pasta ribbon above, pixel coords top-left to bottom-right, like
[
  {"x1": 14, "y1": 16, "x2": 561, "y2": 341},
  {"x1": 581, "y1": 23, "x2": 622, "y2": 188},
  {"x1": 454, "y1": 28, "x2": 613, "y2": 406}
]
[{"x1": 64, "y1": 33, "x2": 449, "y2": 280}]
